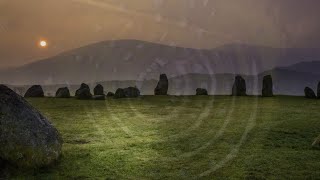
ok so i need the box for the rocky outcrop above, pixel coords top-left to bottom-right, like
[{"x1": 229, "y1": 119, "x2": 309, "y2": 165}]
[
  {"x1": 262, "y1": 75, "x2": 273, "y2": 97},
  {"x1": 94, "y1": 84, "x2": 104, "y2": 96},
  {"x1": 0, "y1": 85, "x2": 62, "y2": 168},
  {"x1": 304, "y1": 87, "x2": 316, "y2": 99},
  {"x1": 196, "y1": 88, "x2": 208, "y2": 95},
  {"x1": 154, "y1": 74, "x2": 168, "y2": 95},
  {"x1": 232, "y1": 76, "x2": 246, "y2": 96},
  {"x1": 55, "y1": 87, "x2": 70, "y2": 98},
  {"x1": 24, "y1": 85, "x2": 44, "y2": 97}
]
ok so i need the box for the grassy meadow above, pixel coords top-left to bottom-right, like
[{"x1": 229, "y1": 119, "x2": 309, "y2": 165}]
[{"x1": 6, "y1": 96, "x2": 320, "y2": 179}]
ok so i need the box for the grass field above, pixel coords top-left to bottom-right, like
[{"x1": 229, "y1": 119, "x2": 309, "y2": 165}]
[{"x1": 6, "y1": 96, "x2": 320, "y2": 179}]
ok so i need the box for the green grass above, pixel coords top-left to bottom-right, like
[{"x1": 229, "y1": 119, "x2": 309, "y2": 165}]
[{"x1": 6, "y1": 96, "x2": 320, "y2": 179}]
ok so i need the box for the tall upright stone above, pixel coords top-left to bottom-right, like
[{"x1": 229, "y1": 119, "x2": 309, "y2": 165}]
[
  {"x1": 232, "y1": 76, "x2": 246, "y2": 96},
  {"x1": 94, "y1": 84, "x2": 104, "y2": 95},
  {"x1": 55, "y1": 87, "x2": 70, "y2": 98},
  {"x1": 155, "y1": 74, "x2": 169, "y2": 95},
  {"x1": 24, "y1": 85, "x2": 44, "y2": 97},
  {"x1": 0, "y1": 85, "x2": 62, "y2": 168},
  {"x1": 262, "y1": 75, "x2": 273, "y2": 97},
  {"x1": 304, "y1": 87, "x2": 316, "y2": 99},
  {"x1": 75, "y1": 83, "x2": 92, "y2": 100}
]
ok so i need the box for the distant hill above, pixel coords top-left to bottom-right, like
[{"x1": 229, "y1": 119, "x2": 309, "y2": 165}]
[
  {"x1": 1, "y1": 40, "x2": 320, "y2": 85},
  {"x1": 277, "y1": 61, "x2": 320, "y2": 75}
]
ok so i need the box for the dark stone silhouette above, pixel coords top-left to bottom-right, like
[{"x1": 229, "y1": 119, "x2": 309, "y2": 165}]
[
  {"x1": 196, "y1": 88, "x2": 208, "y2": 95},
  {"x1": 317, "y1": 82, "x2": 320, "y2": 99},
  {"x1": 0, "y1": 85, "x2": 62, "y2": 168},
  {"x1": 155, "y1": 74, "x2": 169, "y2": 95},
  {"x1": 24, "y1": 85, "x2": 44, "y2": 97},
  {"x1": 304, "y1": 87, "x2": 316, "y2": 99},
  {"x1": 75, "y1": 83, "x2": 92, "y2": 99},
  {"x1": 55, "y1": 87, "x2": 70, "y2": 98},
  {"x1": 107, "y1": 92, "x2": 115, "y2": 97},
  {"x1": 232, "y1": 76, "x2": 246, "y2": 96},
  {"x1": 93, "y1": 95, "x2": 106, "y2": 100},
  {"x1": 94, "y1": 84, "x2": 104, "y2": 95},
  {"x1": 262, "y1": 75, "x2": 273, "y2": 97},
  {"x1": 114, "y1": 88, "x2": 126, "y2": 99},
  {"x1": 124, "y1": 87, "x2": 140, "y2": 98}
]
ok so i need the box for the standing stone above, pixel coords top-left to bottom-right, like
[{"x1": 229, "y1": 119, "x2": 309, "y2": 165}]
[
  {"x1": 94, "y1": 84, "x2": 104, "y2": 96},
  {"x1": 75, "y1": 83, "x2": 92, "y2": 99},
  {"x1": 304, "y1": 87, "x2": 316, "y2": 99},
  {"x1": 317, "y1": 82, "x2": 320, "y2": 99},
  {"x1": 24, "y1": 85, "x2": 44, "y2": 97},
  {"x1": 155, "y1": 74, "x2": 169, "y2": 95},
  {"x1": 107, "y1": 92, "x2": 115, "y2": 97},
  {"x1": 55, "y1": 87, "x2": 70, "y2": 98},
  {"x1": 196, "y1": 88, "x2": 208, "y2": 95},
  {"x1": 262, "y1": 75, "x2": 273, "y2": 97},
  {"x1": 124, "y1": 87, "x2": 140, "y2": 98},
  {"x1": 0, "y1": 85, "x2": 62, "y2": 168},
  {"x1": 232, "y1": 76, "x2": 247, "y2": 96},
  {"x1": 114, "y1": 88, "x2": 126, "y2": 99}
]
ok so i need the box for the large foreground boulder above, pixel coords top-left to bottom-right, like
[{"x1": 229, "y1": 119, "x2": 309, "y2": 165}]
[
  {"x1": 55, "y1": 87, "x2": 70, "y2": 98},
  {"x1": 124, "y1": 87, "x2": 140, "y2": 98},
  {"x1": 0, "y1": 85, "x2": 62, "y2": 168},
  {"x1": 75, "y1": 83, "x2": 92, "y2": 99},
  {"x1": 24, "y1": 85, "x2": 44, "y2": 97},
  {"x1": 155, "y1": 74, "x2": 169, "y2": 95},
  {"x1": 196, "y1": 88, "x2": 208, "y2": 95},
  {"x1": 317, "y1": 82, "x2": 320, "y2": 99},
  {"x1": 114, "y1": 88, "x2": 126, "y2": 99},
  {"x1": 94, "y1": 84, "x2": 104, "y2": 96},
  {"x1": 232, "y1": 76, "x2": 246, "y2": 96},
  {"x1": 304, "y1": 87, "x2": 316, "y2": 99},
  {"x1": 262, "y1": 75, "x2": 273, "y2": 97}
]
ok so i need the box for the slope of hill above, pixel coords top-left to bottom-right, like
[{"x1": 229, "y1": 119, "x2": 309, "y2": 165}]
[{"x1": 1, "y1": 40, "x2": 320, "y2": 85}]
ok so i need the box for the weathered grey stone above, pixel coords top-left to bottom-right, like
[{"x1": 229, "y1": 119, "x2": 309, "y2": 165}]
[
  {"x1": 196, "y1": 88, "x2": 208, "y2": 95},
  {"x1": 94, "y1": 84, "x2": 104, "y2": 96},
  {"x1": 55, "y1": 87, "x2": 70, "y2": 98},
  {"x1": 0, "y1": 85, "x2": 62, "y2": 168},
  {"x1": 304, "y1": 87, "x2": 316, "y2": 99},
  {"x1": 262, "y1": 75, "x2": 273, "y2": 97},
  {"x1": 232, "y1": 76, "x2": 246, "y2": 96},
  {"x1": 114, "y1": 88, "x2": 126, "y2": 99},
  {"x1": 124, "y1": 87, "x2": 140, "y2": 98},
  {"x1": 107, "y1": 92, "x2": 115, "y2": 97},
  {"x1": 24, "y1": 85, "x2": 44, "y2": 97},
  {"x1": 155, "y1": 74, "x2": 168, "y2": 95},
  {"x1": 75, "y1": 83, "x2": 92, "y2": 99}
]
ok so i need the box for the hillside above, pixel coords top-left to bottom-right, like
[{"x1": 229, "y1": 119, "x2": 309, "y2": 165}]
[{"x1": 1, "y1": 40, "x2": 320, "y2": 85}]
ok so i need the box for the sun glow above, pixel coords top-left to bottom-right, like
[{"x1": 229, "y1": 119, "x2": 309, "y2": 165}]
[{"x1": 39, "y1": 40, "x2": 47, "y2": 47}]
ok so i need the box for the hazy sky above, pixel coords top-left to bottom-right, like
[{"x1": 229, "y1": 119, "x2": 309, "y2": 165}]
[{"x1": 1, "y1": 0, "x2": 320, "y2": 68}]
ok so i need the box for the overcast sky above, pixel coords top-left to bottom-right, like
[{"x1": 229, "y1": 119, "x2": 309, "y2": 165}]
[{"x1": 0, "y1": 0, "x2": 320, "y2": 68}]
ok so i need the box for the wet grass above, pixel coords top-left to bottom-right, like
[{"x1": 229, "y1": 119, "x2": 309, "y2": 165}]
[{"x1": 4, "y1": 96, "x2": 320, "y2": 179}]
